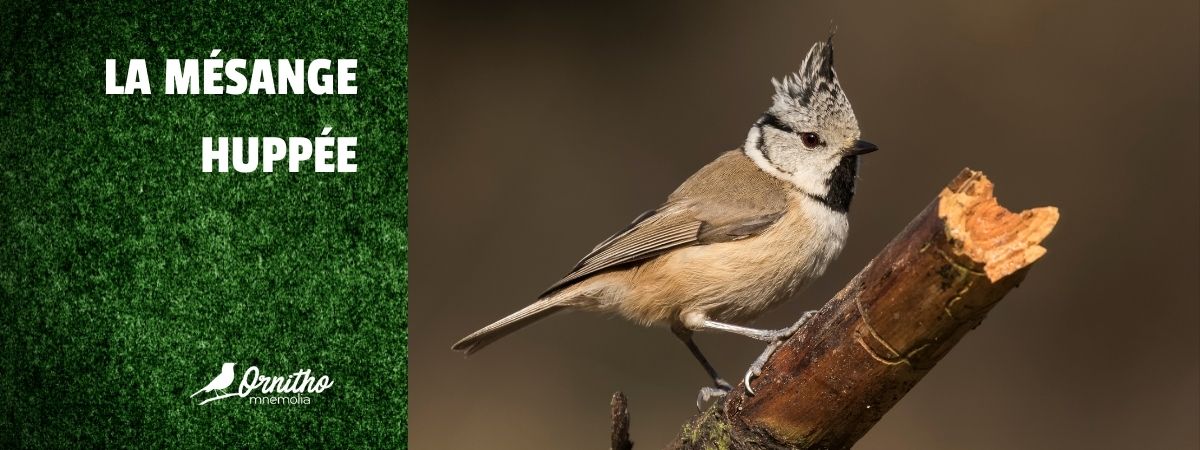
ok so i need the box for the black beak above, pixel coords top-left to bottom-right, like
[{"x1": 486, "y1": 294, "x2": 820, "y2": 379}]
[{"x1": 847, "y1": 139, "x2": 879, "y2": 156}]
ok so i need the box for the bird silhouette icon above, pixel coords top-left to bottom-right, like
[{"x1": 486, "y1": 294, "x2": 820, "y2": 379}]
[{"x1": 191, "y1": 362, "x2": 236, "y2": 398}]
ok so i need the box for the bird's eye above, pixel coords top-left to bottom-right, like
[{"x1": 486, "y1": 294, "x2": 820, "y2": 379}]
[{"x1": 800, "y1": 132, "x2": 823, "y2": 148}]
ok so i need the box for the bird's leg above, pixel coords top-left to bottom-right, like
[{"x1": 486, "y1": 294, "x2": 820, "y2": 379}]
[
  {"x1": 695, "y1": 319, "x2": 793, "y2": 341},
  {"x1": 696, "y1": 310, "x2": 819, "y2": 395},
  {"x1": 672, "y1": 323, "x2": 732, "y2": 410}
]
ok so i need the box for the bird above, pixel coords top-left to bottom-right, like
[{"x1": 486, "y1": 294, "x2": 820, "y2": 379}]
[
  {"x1": 191, "y1": 362, "x2": 236, "y2": 398},
  {"x1": 452, "y1": 36, "x2": 877, "y2": 407}
]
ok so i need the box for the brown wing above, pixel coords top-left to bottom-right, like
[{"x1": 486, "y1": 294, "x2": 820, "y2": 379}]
[
  {"x1": 540, "y1": 205, "x2": 786, "y2": 296},
  {"x1": 540, "y1": 150, "x2": 791, "y2": 297}
]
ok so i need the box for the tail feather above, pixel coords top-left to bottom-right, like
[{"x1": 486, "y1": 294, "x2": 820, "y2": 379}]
[{"x1": 452, "y1": 298, "x2": 566, "y2": 354}]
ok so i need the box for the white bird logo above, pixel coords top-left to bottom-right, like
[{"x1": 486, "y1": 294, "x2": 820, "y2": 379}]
[{"x1": 191, "y1": 362, "x2": 236, "y2": 399}]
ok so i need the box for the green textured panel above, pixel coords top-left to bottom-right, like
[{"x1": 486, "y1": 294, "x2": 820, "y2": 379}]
[{"x1": 0, "y1": 1, "x2": 409, "y2": 447}]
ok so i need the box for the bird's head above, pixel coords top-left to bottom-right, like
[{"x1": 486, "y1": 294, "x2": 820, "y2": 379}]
[
  {"x1": 222, "y1": 362, "x2": 236, "y2": 369},
  {"x1": 745, "y1": 36, "x2": 877, "y2": 199}
]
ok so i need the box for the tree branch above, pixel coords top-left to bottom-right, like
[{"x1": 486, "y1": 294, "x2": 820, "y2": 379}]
[
  {"x1": 667, "y1": 168, "x2": 1059, "y2": 449},
  {"x1": 612, "y1": 391, "x2": 634, "y2": 450}
]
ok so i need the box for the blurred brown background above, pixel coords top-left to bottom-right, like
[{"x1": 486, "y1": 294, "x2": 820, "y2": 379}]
[{"x1": 409, "y1": 1, "x2": 1199, "y2": 448}]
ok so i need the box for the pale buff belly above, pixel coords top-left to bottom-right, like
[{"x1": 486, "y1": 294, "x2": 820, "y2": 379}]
[{"x1": 609, "y1": 202, "x2": 848, "y2": 327}]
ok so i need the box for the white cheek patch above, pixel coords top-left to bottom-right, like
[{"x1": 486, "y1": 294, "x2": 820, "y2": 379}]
[{"x1": 743, "y1": 127, "x2": 831, "y2": 197}]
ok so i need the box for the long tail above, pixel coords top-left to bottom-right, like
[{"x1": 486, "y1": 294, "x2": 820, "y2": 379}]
[
  {"x1": 190, "y1": 388, "x2": 205, "y2": 398},
  {"x1": 452, "y1": 298, "x2": 568, "y2": 355}
]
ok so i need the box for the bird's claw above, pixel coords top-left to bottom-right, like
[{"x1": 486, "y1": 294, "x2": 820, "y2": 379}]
[
  {"x1": 777, "y1": 310, "x2": 817, "y2": 338},
  {"x1": 743, "y1": 369, "x2": 759, "y2": 395},
  {"x1": 743, "y1": 310, "x2": 818, "y2": 396},
  {"x1": 743, "y1": 340, "x2": 779, "y2": 396},
  {"x1": 695, "y1": 379, "x2": 733, "y2": 410}
]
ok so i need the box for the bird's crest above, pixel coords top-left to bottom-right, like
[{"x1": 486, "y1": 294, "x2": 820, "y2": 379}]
[{"x1": 771, "y1": 35, "x2": 851, "y2": 112}]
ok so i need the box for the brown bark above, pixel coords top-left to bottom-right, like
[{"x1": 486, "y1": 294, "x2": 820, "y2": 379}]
[
  {"x1": 666, "y1": 168, "x2": 1059, "y2": 449},
  {"x1": 612, "y1": 391, "x2": 634, "y2": 450}
]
